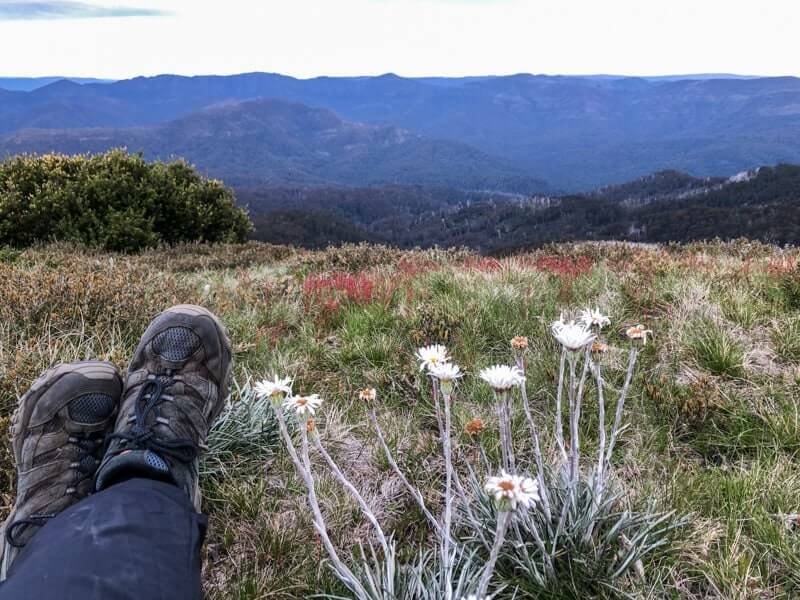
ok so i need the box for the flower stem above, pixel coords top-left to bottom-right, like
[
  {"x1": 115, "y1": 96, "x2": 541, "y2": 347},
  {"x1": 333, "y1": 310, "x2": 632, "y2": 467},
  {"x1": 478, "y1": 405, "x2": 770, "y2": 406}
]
[
  {"x1": 432, "y1": 375, "x2": 444, "y2": 441},
  {"x1": 516, "y1": 355, "x2": 551, "y2": 523},
  {"x1": 567, "y1": 352, "x2": 578, "y2": 496},
  {"x1": 476, "y1": 510, "x2": 510, "y2": 598},
  {"x1": 554, "y1": 347, "x2": 568, "y2": 463},
  {"x1": 368, "y1": 408, "x2": 448, "y2": 540},
  {"x1": 312, "y1": 434, "x2": 390, "y2": 557},
  {"x1": 276, "y1": 408, "x2": 365, "y2": 597},
  {"x1": 571, "y1": 348, "x2": 592, "y2": 490},
  {"x1": 442, "y1": 390, "x2": 454, "y2": 600},
  {"x1": 496, "y1": 390, "x2": 514, "y2": 471},
  {"x1": 594, "y1": 359, "x2": 606, "y2": 500},
  {"x1": 603, "y1": 346, "x2": 638, "y2": 484}
]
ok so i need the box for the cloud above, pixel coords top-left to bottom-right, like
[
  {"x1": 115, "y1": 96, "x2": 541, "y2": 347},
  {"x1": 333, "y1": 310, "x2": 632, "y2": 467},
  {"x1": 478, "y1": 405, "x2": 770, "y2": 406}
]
[{"x1": 0, "y1": 1, "x2": 170, "y2": 20}]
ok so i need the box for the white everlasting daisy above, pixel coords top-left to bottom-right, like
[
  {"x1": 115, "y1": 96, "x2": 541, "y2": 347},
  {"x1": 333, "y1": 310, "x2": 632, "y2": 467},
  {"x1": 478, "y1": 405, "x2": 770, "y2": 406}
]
[
  {"x1": 551, "y1": 319, "x2": 596, "y2": 352},
  {"x1": 484, "y1": 470, "x2": 539, "y2": 511},
  {"x1": 429, "y1": 362, "x2": 463, "y2": 383},
  {"x1": 415, "y1": 344, "x2": 450, "y2": 372},
  {"x1": 429, "y1": 362, "x2": 463, "y2": 395},
  {"x1": 626, "y1": 324, "x2": 653, "y2": 345},
  {"x1": 284, "y1": 394, "x2": 323, "y2": 417},
  {"x1": 254, "y1": 375, "x2": 293, "y2": 401},
  {"x1": 579, "y1": 307, "x2": 611, "y2": 330},
  {"x1": 479, "y1": 365, "x2": 525, "y2": 392}
]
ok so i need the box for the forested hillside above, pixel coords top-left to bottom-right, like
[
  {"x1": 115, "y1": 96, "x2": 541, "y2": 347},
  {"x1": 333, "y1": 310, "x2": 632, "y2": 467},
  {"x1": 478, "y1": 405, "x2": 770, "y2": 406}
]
[{"x1": 246, "y1": 165, "x2": 800, "y2": 252}]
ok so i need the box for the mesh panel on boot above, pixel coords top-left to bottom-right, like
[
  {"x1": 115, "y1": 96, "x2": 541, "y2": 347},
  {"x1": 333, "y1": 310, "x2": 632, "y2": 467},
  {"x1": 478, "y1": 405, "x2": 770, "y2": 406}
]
[
  {"x1": 152, "y1": 327, "x2": 201, "y2": 361},
  {"x1": 68, "y1": 393, "x2": 115, "y2": 423},
  {"x1": 80, "y1": 453, "x2": 97, "y2": 471}
]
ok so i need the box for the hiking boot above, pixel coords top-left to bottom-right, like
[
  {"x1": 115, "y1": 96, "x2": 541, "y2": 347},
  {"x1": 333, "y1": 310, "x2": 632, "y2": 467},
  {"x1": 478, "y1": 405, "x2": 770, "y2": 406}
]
[
  {"x1": 95, "y1": 305, "x2": 233, "y2": 511},
  {"x1": 0, "y1": 361, "x2": 122, "y2": 579}
]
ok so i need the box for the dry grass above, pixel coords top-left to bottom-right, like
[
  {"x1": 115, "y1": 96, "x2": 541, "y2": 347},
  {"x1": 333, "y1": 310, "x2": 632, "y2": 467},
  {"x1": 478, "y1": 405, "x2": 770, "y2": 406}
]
[{"x1": 1, "y1": 240, "x2": 799, "y2": 598}]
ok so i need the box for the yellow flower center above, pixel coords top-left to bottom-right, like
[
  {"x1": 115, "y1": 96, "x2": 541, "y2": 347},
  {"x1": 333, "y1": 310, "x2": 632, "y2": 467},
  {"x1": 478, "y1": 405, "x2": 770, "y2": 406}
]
[{"x1": 498, "y1": 480, "x2": 515, "y2": 492}]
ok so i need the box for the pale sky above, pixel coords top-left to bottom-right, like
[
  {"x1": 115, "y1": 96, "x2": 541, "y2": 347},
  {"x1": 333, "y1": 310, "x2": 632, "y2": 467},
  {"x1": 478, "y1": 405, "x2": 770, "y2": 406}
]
[{"x1": 0, "y1": 0, "x2": 798, "y2": 79}]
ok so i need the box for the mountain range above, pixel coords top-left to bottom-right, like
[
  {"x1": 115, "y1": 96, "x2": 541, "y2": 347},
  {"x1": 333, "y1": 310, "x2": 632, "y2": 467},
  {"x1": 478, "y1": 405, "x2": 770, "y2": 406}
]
[
  {"x1": 0, "y1": 98, "x2": 545, "y2": 192},
  {"x1": 3, "y1": 73, "x2": 800, "y2": 190}
]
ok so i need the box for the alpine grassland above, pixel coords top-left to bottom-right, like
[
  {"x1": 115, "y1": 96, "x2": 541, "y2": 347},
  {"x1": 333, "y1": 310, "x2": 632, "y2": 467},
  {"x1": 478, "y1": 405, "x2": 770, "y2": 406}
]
[{"x1": 1, "y1": 240, "x2": 799, "y2": 598}]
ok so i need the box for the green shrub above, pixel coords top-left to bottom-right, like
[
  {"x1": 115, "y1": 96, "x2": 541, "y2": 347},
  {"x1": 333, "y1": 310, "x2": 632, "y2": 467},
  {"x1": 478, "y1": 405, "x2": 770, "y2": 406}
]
[{"x1": 0, "y1": 150, "x2": 251, "y2": 251}]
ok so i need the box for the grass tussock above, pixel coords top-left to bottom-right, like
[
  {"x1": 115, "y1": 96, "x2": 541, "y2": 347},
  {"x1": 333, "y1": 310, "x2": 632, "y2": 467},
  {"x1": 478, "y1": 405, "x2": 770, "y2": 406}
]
[{"x1": 0, "y1": 240, "x2": 798, "y2": 598}]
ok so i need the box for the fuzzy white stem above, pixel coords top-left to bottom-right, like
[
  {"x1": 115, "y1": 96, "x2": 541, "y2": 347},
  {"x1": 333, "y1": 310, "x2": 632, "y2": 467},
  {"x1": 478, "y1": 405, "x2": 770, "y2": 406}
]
[
  {"x1": 312, "y1": 434, "x2": 390, "y2": 556},
  {"x1": 571, "y1": 349, "x2": 592, "y2": 489},
  {"x1": 368, "y1": 409, "x2": 448, "y2": 540},
  {"x1": 505, "y1": 393, "x2": 516, "y2": 471},
  {"x1": 432, "y1": 376, "x2": 444, "y2": 440},
  {"x1": 276, "y1": 409, "x2": 365, "y2": 596},
  {"x1": 442, "y1": 390, "x2": 455, "y2": 600},
  {"x1": 554, "y1": 347, "x2": 568, "y2": 463},
  {"x1": 515, "y1": 355, "x2": 552, "y2": 523},
  {"x1": 594, "y1": 360, "x2": 607, "y2": 500},
  {"x1": 476, "y1": 510, "x2": 511, "y2": 598},
  {"x1": 567, "y1": 353, "x2": 578, "y2": 496},
  {"x1": 496, "y1": 390, "x2": 511, "y2": 471},
  {"x1": 603, "y1": 346, "x2": 639, "y2": 483}
]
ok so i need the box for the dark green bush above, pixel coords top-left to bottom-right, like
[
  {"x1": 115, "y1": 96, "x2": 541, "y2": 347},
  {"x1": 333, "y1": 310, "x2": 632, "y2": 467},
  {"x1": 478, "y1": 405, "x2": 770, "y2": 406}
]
[{"x1": 0, "y1": 150, "x2": 252, "y2": 251}]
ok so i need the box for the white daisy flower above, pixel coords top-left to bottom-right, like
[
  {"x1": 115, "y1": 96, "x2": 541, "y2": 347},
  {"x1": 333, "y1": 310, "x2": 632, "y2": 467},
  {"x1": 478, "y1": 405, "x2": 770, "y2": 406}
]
[
  {"x1": 415, "y1": 344, "x2": 450, "y2": 372},
  {"x1": 479, "y1": 365, "x2": 525, "y2": 392},
  {"x1": 484, "y1": 470, "x2": 539, "y2": 511},
  {"x1": 551, "y1": 319, "x2": 596, "y2": 352},
  {"x1": 579, "y1": 307, "x2": 611, "y2": 330},
  {"x1": 254, "y1": 375, "x2": 293, "y2": 401},
  {"x1": 429, "y1": 362, "x2": 463, "y2": 395},
  {"x1": 284, "y1": 394, "x2": 323, "y2": 417},
  {"x1": 429, "y1": 362, "x2": 463, "y2": 383},
  {"x1": 626, "y1": 324, "x2": 653, "y2": 345}
]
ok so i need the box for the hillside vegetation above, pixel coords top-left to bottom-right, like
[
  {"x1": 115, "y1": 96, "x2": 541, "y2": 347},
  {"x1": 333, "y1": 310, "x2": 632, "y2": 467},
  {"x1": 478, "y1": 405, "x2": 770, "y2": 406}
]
[
  {"x1": 0, "y1": 240, "x2": 798, "y2": 598},
  {"x1": 245, "y1": 165, "x2": 800, "y2": 252}
]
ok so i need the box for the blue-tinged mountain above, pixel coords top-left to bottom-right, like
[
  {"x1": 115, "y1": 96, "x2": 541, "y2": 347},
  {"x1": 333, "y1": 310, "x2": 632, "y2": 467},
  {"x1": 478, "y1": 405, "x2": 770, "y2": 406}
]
[
  {"x1": 0, "y1": 77, "x2": 113, "y2": 92},
  {"x1": 2, "y1": 73, "x2": 800, "y2": 189},
  {"x1": 0, "y1": 98, "x2": 547, "y2": 193}
]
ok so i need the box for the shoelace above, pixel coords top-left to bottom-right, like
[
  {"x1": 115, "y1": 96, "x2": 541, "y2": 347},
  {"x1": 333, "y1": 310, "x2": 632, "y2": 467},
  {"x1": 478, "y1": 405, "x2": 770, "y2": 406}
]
[
  {"x1": 107, "y1": 372, "x2": 198, "y2": 464},
  {"x1": 6, "y1": 434, "x2": 103, "y2": 548},
  {"x1": 71, "y1": 435, "x2": 104, "y2": 477},
  {"x1": 6, "y1": 514, "x2": 55, "y2": 548}
]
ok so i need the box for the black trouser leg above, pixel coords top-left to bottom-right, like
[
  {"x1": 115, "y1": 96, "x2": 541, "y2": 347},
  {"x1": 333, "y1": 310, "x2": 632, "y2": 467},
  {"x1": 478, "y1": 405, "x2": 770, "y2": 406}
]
[{"x1": 0, "y1": 478, "x2": 206, "y2": 600}]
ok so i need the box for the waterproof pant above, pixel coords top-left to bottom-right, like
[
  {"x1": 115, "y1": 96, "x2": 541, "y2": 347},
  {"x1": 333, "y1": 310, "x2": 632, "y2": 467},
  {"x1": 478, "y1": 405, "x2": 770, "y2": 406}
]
[{"x1": 0, "y1": 478, "x2": 206, "y2": 599}]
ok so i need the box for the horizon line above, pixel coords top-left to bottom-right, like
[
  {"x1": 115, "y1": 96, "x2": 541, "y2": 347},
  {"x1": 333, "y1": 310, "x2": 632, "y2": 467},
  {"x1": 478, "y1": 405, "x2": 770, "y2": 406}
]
[{"x1": 1, "y1": 70, "x2": 794, "y2": 83}]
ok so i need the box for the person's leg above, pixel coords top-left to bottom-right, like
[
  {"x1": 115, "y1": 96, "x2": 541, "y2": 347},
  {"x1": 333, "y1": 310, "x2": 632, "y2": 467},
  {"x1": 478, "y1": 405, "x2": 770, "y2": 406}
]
[
  {"x1": 0, "y1": 478, "x2": 205, "y2": 600},
  {"x1": 0, "y1": 305, "x2": 232, "y2": 599}
]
